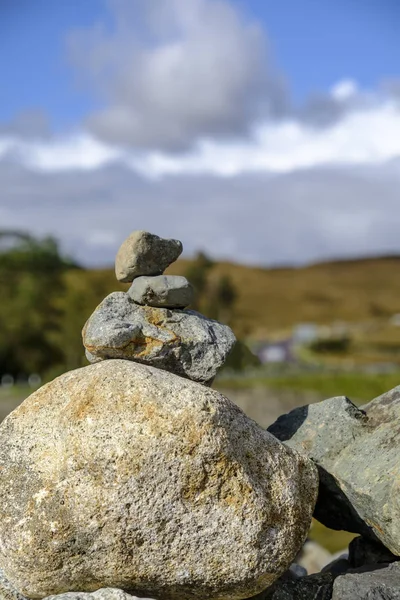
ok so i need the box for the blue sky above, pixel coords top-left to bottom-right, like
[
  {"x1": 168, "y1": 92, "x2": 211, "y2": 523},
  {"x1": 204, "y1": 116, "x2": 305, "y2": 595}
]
[
  {"x1": 1, "y1": 0, "x2": 400, "y2": 266},
  {"x1": 1, "y1": 0, "x2": 399, "y2": 127},
  {"x1": 249, "y1": 0, "x2": 400, "y2": 99}
]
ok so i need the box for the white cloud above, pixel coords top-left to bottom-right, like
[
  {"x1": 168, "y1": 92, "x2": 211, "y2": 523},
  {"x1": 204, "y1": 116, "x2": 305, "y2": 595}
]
[
  {"x1": 11, "y1": 134, "x2": 122, "y2": 171},
  {"x1": 67, "y1": 0, "x2": 286, "y2": 150},
  {"x1": 0, "y1": 160, "x2": 399, "y2": 267},
  {"x1": 1, "y1": 94, "x2": 400, "y2": 178},
  {"x1": 330, "y1": 79, "x2": 358, "y2": 102}
]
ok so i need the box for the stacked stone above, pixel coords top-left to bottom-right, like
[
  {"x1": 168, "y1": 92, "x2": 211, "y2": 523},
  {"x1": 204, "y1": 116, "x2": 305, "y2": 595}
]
[
  {"x1": 83, "y1": 230, "x2": 236, "y2": 385},
  {"x1": 115, "y1": 231, "x2": 193, "y2": 309}
]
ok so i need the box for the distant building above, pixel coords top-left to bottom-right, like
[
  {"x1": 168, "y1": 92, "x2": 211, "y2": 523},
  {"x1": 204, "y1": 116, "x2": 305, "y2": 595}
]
[
  {"x1": 256, "y1": 340, "x2": 294, "y2": 364},
  {"x1": 390, "y1": 314, "x2": 400, "y2": 327},
  {"x1": 292, "y1": 323, "x2": 319, "y2": 344}
]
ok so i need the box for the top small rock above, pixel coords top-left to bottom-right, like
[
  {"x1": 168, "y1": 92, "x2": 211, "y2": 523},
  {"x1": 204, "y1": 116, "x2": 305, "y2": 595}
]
[{"x1": 115, "y1": 231, "x2": 183, "y2": 283}]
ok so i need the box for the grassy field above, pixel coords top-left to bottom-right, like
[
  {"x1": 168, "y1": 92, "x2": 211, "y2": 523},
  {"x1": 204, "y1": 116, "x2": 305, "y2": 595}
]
[
  {"x1": 309, "y1": 520, "x2": 355, "y2": 554},
  {"x1": 216, "y1": 370, "x2": 400, "y2": 404},
  {"x1": 0, "y1": 386, "x2": 28, "y2": 421}
]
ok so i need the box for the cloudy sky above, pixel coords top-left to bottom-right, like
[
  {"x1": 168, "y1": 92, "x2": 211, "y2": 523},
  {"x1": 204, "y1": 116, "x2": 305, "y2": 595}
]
[{"x1": 1, "y1": 0, "x2": 400, "y2": 266}]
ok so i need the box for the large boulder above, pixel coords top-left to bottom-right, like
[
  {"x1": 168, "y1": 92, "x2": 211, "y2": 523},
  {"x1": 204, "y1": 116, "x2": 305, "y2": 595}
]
[
  {"x1": 0, "y1": 361, "x2": 318, "y2": 600},
  {"x1": 82, "y1": 292, "x2": 236, "y2": 385},
  {"x1": 268, "y1": 390, "x2": 400, "y2": 554}
]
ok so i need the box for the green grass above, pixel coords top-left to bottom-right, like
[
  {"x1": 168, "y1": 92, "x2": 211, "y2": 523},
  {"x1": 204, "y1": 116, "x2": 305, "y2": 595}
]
[
  {"x1": 309, "y1": 520, "x2": 356, "y2": 554},
  {"x1": 0, "y1": 385, "x2": 29, "y2": 422},
  {"x1": 0, "y1": 385, "x2": 31, "y2": 399},
  {"x1": 216, "y1": 371, "x2": 400, "y2": 404}
]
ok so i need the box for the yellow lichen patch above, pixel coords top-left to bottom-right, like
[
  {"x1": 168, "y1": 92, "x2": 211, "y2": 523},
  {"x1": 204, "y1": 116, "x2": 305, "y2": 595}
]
[
  {"x1": 124, "y1": 335, "x2": 165, "y2": 358},
  {"x1": 142, "y1": 306, "x2": 168, "y2": 327},
  {"x1": 181, "y1": 454, "x2": 254, "y2": 514},
  {"x1": 62, "y1": 388, "x2": 100, "y2": 421}
]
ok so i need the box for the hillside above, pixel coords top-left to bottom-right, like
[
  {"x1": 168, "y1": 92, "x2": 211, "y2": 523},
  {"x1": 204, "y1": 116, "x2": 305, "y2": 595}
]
[{"x1": 77, "y1": 255, "x2": 400, "y2": 339}]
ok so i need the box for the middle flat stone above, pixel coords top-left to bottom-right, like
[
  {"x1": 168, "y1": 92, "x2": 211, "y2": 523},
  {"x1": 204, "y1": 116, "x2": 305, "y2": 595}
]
[{"x1": 128, "y1": 275, "x2": 194, "y2": 308}]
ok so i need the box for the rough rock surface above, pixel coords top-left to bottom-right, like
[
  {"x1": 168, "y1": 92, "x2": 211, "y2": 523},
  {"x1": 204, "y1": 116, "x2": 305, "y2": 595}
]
[
  {"x1": 82, "y1": 292, "x2": 236, "y2": 385},
  {"x1": 0, "y1": 568, "x2": 27, "y2": 600},
  {"x1": 115, "y1": 231, "x2": 182, "y2": 282},
  {"x1": 127, "y1": 275, "x2": 194, "y2": 309},
  {"x1": 362, "y1": 384, "x2": 400, "y2": 426},
  {"x1": 332, "y1": 562, "x2": 400, "y2": 599},
  {"x1": 321, "y1": 557, "x2": 350, "y2": 578},
  {"x1": 0, "y1": 360, "x2": 318, "y2": 600},
  {"x1": 268, "y1": 393, "x2": 400, "y2": 551},
  {"x1": 44, "y1": 590, "x2": 154, "y2": 600},
  {"x1": 245, "y1": 565, "x2": 302, "y2": 600},
  {"x1": 348, "y1": 536, "x2": 398, "y2": 569},
  {"x1": 257, "y1": 572, "x2": 334, "y2": 600}
]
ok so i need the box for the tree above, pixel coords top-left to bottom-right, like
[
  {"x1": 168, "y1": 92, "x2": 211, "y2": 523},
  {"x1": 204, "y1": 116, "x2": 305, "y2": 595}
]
[
  {"x1": 206, "y1": 274, "x2": 237, "y2": 324},
  {"x1": 184, "y1": 251, "x2": 214, "y2": 311},
  {"x1": 0, "y1": 231, "x2": 79, "y2": 377},
  {"x1": 221, "y1": 339, "x2": 260, "y2": 372}
]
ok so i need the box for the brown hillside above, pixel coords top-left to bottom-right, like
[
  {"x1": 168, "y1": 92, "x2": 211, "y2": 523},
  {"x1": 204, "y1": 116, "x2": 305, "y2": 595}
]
[
  {"x1": 75, "y1": 256, "x2": 400, "y2": 339},
  {"x1": 167, "y1": 256, "x2": 400, "y2": 338}
]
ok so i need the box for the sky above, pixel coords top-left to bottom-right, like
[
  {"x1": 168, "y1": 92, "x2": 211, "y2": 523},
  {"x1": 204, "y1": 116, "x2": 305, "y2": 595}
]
[{"x1": 0, "y1": 0, "x2": 400, "y2": 266}]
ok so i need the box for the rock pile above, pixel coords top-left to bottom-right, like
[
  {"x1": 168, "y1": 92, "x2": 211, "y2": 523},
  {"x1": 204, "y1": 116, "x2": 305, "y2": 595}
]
[
  {"x1": 0, "y1": 231, "x2": 319, "y2": 600},
  {"x1": 83, "y1": 231, "x2": 235, "y2": 386}
]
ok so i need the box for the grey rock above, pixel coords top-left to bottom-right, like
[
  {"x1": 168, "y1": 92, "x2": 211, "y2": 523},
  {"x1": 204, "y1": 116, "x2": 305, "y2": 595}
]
[
  {"x1": 321, "y1": 557, "x2": 350, "y2": 577},
  {"x1": 332, "y1": 562, "x2": 400, "y2": 599},
  {"x1": 288, "y1": 564, "x2": 307, "y2": 579},
  {"x1": 115, "y1": 231, "x2": 182, "y2": 282},
  {"x1": 246, "y1": 567, "x2": 300, "y2": 600},
  {"x1": 128, "y1": 275, "x2": 194, "y2": 308},
  {"x1": 0, "y1": 360, "x2": 318, "y2": 600},
  {"x1": 362, "y1": 384, "x2": 400, "y2": 426},
  {"x1": 349, "y1": 536, "x2": 398, "y2": 569},
  {"x1": 258, "y1": 572, "x2": 334, "y2": 600},
  {"x1": 44, "y1": 590, "x2": 154, "y2": 600},
  {"x1": 268, "y1": 396, "x2": 368, "y2": 460},
  {"x1": 268, "y1": 396, "x2": 372, "y2": 536},
  {"x1": 82, "y1": 292, "x2": 236, "y2": 385},
  {"x1": 0, "y1": 569, "x2": 27, "y2": 600},
  {"x1": 268, "y1": 395, "x2": 400, "y2": 547}
]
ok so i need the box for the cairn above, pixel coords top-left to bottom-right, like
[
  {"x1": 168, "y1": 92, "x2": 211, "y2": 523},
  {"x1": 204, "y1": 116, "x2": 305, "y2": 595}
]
[{"x1": 83, "y1": 231, "x2": 236, "y2": 385}]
